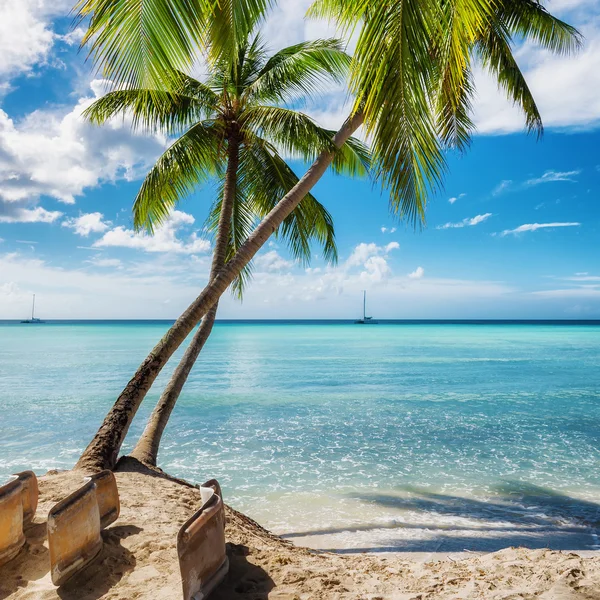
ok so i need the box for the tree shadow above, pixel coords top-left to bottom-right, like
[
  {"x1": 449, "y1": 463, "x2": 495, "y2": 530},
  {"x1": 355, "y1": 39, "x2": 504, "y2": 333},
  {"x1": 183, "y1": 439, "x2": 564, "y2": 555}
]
[
  {"x1": 211, "y1": 543, "x2": 275, "y2": 600},
  {"x1": 0, "y1": 522, "x2": 141, "y2": 599},
  {"x1": 284, "y1": 481, "x2": 600, "y2": 553},
  {"x1": 56, "y1": 525, "x2": 141, "y2": 600}
]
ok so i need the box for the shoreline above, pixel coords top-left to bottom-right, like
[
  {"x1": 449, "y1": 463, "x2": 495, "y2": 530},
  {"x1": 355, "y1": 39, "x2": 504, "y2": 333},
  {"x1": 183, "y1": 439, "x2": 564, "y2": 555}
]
[{"x1": 3, "y1": 464, "x2": 600, "y2": 600}]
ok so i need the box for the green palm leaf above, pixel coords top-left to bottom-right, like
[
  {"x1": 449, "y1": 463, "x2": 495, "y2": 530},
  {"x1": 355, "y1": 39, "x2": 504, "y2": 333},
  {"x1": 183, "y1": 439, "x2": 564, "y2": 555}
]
[
  {"x1": 245, "y1": 39, "x2": 351, "y2": 104},
  {"x1": 133, "y1": 121, "x2": 223, "y2": 231},
  {"x1": 83, "y1": 89, "x2": 212, "y2": 135}
]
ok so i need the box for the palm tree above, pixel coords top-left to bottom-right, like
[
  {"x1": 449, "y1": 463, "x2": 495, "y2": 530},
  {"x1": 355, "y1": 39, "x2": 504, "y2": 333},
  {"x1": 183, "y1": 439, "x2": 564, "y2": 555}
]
[
  {"x1": 81, "y1": 34, "x2": 369, "y2": 469},
  {"x1": 74, "y1": 0, "x2": 580, "y2": 472}
]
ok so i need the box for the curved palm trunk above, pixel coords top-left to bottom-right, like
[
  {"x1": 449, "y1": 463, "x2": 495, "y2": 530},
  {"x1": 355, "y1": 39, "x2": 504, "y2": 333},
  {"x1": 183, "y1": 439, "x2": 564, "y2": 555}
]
[
  {"x1": 75, "y1": 111, "x2": 364, "y2": 472},
  {"x1": 129, "y1": 304, "x2": 218, "y2": 465},
  {"x1": 129, "y1": 134, "x2": 240, "y2": 466}
]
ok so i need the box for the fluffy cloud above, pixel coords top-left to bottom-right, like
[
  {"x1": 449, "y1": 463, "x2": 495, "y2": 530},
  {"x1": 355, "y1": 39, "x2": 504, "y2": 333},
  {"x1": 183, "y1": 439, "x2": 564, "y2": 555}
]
[
  {"x1": 409, "y1": 266, "x2": 425, "y2": 279},
  {"x1": 62, "y1": 212, "x2": 111, "y2": 236},
  {"x1": 500, "y1": 222, "x2": 581, "y2": 236},
  {"x1": 343, "y1": 241, "x2": 400, "y2": 282},
  {"x1": 437, "y1": 213, "x2": 492, "y2": 230},
  {"x1": 0, "y1": 1, "x2": 55, "y2": 81},
  {"x1": 0, "y1": 206, "x2": 62, "y2": 223},
  {"x1": 473, "y1": 17, "x2": 600, "y2": 133},
  {"x1": 93, "y1": 210, "x2": 211, "y2": 255},
  {"x1": 254, "y1": 250, "x2": 294, "y2": 272},
  {"x1": 0, "y1": 81, "x2": 165, "y2": 215},
  {"x1": 0, "y1": 249, "x2": 522, "y2": 319}
]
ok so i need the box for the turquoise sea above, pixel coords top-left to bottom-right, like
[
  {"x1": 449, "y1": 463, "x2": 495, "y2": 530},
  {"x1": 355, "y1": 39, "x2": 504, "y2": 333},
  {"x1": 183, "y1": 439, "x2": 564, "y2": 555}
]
[{"x1": 1, "y1": 321, "x2": 599, "y2": 553}]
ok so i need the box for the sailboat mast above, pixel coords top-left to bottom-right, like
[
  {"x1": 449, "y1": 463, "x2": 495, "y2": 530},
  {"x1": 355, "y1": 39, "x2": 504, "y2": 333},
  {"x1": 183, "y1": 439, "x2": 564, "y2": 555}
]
[
  {"x1": 363, "y1": 290, "x2": 366, "y2": 320},
  {"x1": 32, "y1": 294, "x2": 35, "y2": 320}
]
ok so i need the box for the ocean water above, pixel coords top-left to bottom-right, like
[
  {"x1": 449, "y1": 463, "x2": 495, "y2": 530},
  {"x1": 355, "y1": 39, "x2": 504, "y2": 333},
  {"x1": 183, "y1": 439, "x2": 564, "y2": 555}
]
[{"x1": 1, "y1": 321, "x2": 599, "y2": 553}]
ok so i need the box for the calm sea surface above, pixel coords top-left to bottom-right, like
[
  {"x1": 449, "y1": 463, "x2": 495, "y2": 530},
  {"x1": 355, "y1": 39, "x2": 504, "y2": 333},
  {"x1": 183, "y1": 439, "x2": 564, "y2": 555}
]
[{"x1": 1, "y1": 321, "x2": 599, "y2": 552}]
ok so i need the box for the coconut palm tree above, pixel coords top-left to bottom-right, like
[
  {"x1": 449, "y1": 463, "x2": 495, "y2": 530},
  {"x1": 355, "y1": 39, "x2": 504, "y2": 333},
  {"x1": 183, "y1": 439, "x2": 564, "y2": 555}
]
[
  {"x1": 81, "y1": 34, "x2": 369, "y2": 468},
  {"x1": 74, "y1": 0, "x2": 580, "y2": 471}
]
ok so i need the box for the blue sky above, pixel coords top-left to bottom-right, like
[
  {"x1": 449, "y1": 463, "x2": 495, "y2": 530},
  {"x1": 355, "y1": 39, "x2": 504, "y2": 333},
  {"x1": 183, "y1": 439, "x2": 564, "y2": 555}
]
[{"x1": 0, "y1": 0, "x2": 599, "y2": 319}]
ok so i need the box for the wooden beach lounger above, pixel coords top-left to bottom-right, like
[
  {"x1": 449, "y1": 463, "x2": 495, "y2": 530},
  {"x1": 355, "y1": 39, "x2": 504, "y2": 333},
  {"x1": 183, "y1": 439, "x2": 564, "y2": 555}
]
[
  {"x1": 0, "y1": 476, "x2": 27, "y2": 566},
  {"x1": 0, "y1": 471, "x2": 38, "y2": 566},
  {"x1": 14, "y1": 471, "x2": 38, "y2": 526},
  {"x1": 47, "y1": 470, "x2": 120, "y2": 586},
  {"x1": 177, "y1": 479, "x2": 228, "y2": 600},
  {"x1": 85, "y1": 470, "x2": 120, "y2": 528}
]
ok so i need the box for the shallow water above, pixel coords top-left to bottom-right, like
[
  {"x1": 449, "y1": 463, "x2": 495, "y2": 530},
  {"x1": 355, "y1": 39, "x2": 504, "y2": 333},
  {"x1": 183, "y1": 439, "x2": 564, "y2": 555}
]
[{"x1": 1, "y1": 321, "x2": 599, "y2": 552}]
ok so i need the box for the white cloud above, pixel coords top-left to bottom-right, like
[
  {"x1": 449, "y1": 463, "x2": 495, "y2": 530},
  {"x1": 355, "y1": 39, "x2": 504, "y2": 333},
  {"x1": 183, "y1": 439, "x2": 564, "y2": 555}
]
[
  {"x1": 0, "y1": 250, "x2": 523, "y2": 319},
  {"x1": 87, "y1": 257, "x2": 123, "y2": 269},
  {"x1": 347, "y1": 241, "x2": 398, "y2": 267},
  {"x1": 342, "y1": 241, "x2": 401, "y2": 283},
  {"x1": 525, "y1": 170, "x2": 581, "y2": 186},
  {"x1": 408, "y1": 266, "x2": 425, "y2": 279},
  {"x1": 500, "y1": 222, "x2": 581, "y2": 236},
  {"x1": 0, "y1": 81, "x2": 165, "y2": 210},
  {"x1": 560, "y1": 274, "x2": 600, "y2": 282},
  {"x1": 492, "y1": 180, "x2": 512, "y2": 196},
  {"x1": 254, "y1": 250, "x2": 293, "y2": 272},
  {"x1": 0, "y1": 1, "x2": 54, "y2": 81},
  {"x1": 448, "y1": 193, "x2": 466, "y2": 205},
  {"x1": 473, "y1": 18, "x2": 600, "y2": 133},
  {"x1": 437, "y1": 213, "x2": 492, "y2": 229},
  {"x1": 381, "y1": 227, "x2": 387, "y2": 233},
  {"x1": 532, "y1": 288, "x2": 600, "y2": 299},
  {"x1": 93, "y1": 210, "x2": 211, "y2": 255},
  {"x1": 0, "y1": 206, "x2": 62, "y2": 223},
  {"x1": 62, "y1": 212, "x2": 111, "y2": 236}
]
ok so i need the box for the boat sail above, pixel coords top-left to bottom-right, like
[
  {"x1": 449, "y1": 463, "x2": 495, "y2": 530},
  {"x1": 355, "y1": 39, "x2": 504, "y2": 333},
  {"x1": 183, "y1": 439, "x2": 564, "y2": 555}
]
[
  {"x1": 21, "y1": 294, "x2": 44, "y2": 324},
  {"x1": 354, "y1": 290, "x2": 377, "y2": 324}
]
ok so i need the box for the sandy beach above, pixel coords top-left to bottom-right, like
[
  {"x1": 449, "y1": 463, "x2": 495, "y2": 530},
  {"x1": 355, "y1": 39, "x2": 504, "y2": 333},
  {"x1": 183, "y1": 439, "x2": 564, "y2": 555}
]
[{"x1": 2, "y1": 462, "x2": 599, "y2": 600}]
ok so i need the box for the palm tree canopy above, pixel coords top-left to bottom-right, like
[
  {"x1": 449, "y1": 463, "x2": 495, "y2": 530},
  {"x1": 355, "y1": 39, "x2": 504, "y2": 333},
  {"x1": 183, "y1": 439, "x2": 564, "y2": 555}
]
[
  {"x1": 308, "y1": 0, "x2": 581, "y2": 224},
  {"x1": 85, "y1": 35, "x2": 370, "y2": 298},
  {"x1": 77, "y1": 0, "x2": 580, "y2": 229},
  {"x1": 74, "y1": 0, "x2": 274, "y2": 89}
]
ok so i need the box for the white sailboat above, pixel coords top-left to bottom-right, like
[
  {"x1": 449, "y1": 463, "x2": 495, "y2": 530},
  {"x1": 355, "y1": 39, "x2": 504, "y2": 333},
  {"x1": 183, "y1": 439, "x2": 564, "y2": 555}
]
[
  {"x1": 21, "y1": 294, "x2": 44, "y2": 324},
  {"x1": 354, "y1": 290, "x2": 377, "y2": 324}
]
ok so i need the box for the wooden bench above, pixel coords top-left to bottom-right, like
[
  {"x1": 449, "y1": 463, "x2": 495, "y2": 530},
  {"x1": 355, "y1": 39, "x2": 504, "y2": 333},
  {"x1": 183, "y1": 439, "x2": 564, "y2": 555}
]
[
  {"x1": 47, "y1": 470, "x2": 120, "y2": 586},
  {"x1": 177, "y1": 479, "x2": 228, "y2": 600}
]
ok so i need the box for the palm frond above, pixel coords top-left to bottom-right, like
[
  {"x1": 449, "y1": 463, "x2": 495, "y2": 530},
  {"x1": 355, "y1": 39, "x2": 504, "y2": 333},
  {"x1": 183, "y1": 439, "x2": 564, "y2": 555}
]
[
  {"x1": 239, "y1": 137, "x2": 338, "y2": 265},
  {"x1": 432, "y1": 0, "x2": 491, "y2": 151},
  {"x1": 83, "y1": 88, "x2": 211, "y2": 134},
  {"x1": 476, "y1": 22, "x2": 543, "y2": 136},
  {"x1": 133, "y1": 121, "x2": 224, "y2": 231},
  {"x1": 241, "y1": 105, "x2": 336, "y2": 160},
  {"x1": 498, "y1": 0, "x2": 582, "y2": 55},
  {"x1": 245, "y1": 39, "x2": 351, "y2": 104},
  {"x1": 206, "y1": 0, "x2": 273, "y2": 70},
  {"x1": 351, "y1": 0, "x2": 448, "y2": 224},
  {"x1": 74, "y1": 0, "x2": 211, "y2": 89}
]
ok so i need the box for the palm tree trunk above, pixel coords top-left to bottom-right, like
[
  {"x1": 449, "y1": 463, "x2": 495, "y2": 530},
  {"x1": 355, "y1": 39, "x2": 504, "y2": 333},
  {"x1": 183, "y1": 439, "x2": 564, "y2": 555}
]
[
  {"x1": 128, "y1": 132, "x2": 240, "y2": 466},
  {"x1": 128, "y1": 304, "x2": 218, "y2": 465},
  {"x1": 75, "y1": 111, "x2": 364, "y2": 472}
]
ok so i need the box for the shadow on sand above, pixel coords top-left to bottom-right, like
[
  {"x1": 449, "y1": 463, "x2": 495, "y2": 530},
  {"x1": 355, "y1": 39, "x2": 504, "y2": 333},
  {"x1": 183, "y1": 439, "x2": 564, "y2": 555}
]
[
  {"x1": 0, "y1": 520, "x2": 140, "y2": 600},
  {"x1": 212, "y1": 543, "x2": 275, "y2": 600},
  {"x1": 282, "y1": 480, "x2": 600, "y2": 553}
]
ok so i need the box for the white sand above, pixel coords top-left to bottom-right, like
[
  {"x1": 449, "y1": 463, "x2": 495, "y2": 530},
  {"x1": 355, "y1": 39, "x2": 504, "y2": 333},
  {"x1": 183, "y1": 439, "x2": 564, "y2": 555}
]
[{"x1": 2, "y1": 462, "x2": 599, "y2": 600}]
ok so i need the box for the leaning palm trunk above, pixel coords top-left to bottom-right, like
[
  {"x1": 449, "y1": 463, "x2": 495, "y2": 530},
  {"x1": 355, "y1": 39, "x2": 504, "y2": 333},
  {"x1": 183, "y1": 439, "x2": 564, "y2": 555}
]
[
  {"x1": 129, "y1": 134, "x2": 240, "y2": 466},
  {"x1": 129, "y1": 304, "x2": 218, "y2": 465},
  {"x1": 75, "y1": 112, "x2": 364, "y2": 472}
]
